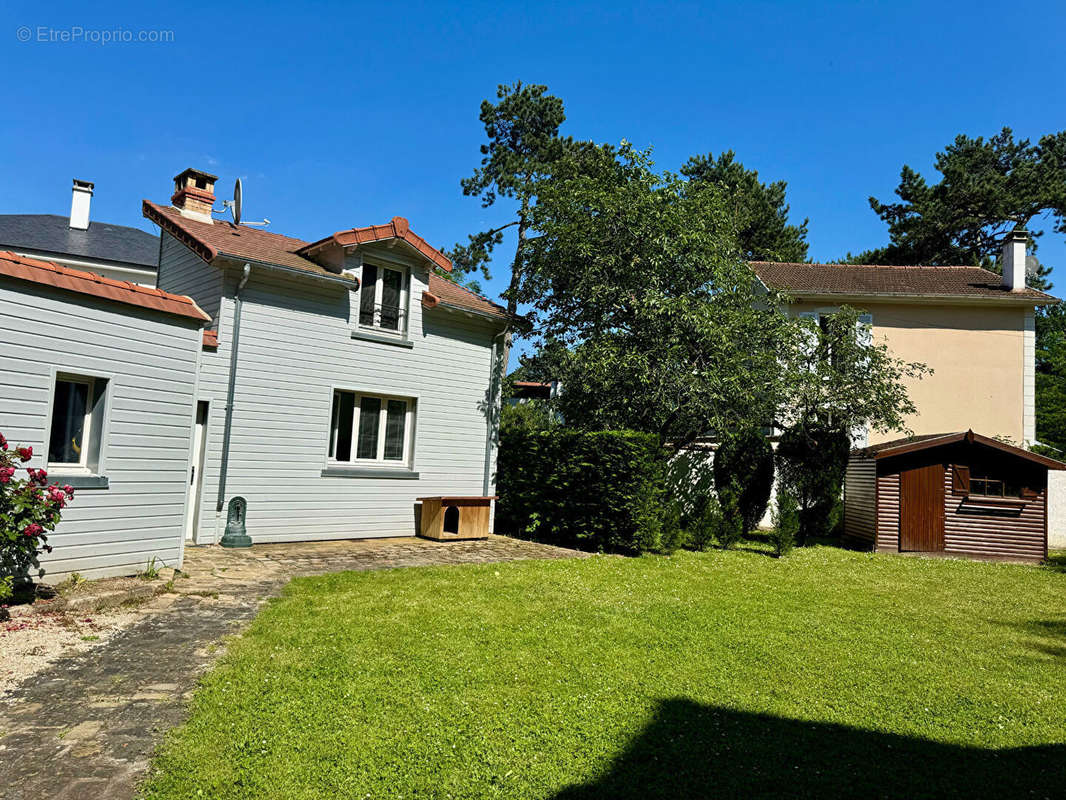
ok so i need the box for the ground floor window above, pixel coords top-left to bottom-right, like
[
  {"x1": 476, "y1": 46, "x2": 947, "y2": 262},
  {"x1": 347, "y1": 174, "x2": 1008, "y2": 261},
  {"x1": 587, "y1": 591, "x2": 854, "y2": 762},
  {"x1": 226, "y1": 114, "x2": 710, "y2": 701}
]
[
  {"x1": 329, "y1": 390, "x2": 414, "y2": 466},
  {"x1": 47, "y1": 373, "x2": 108, "y2": 472}
]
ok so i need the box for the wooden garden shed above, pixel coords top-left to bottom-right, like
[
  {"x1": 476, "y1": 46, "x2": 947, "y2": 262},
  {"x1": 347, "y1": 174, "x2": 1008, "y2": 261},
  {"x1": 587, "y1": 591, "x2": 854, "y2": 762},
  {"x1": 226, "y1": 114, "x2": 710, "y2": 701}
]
[{"x1": 843, "y1": 430, "x2": 1066, "y2": 562}]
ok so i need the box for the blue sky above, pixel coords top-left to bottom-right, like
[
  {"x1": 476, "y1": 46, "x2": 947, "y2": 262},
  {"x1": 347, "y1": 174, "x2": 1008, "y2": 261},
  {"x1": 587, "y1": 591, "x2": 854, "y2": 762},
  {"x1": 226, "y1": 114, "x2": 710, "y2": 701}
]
[{"x1": 3, "y1": 0, "x2": 1065, "y2": 340}]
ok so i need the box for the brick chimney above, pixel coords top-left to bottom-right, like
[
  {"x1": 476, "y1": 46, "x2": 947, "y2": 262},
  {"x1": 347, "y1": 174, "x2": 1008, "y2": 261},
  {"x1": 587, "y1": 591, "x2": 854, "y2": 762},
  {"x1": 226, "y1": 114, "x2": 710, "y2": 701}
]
[
  {"x1": 1001, "y1": 229, "x2": 1028, "y2": 292},
  {"x1": 171, "y1": 168, "x2": 218, "y2": 223},
  {"x1": 69, "y1": 179, "x2": 93, "y2": 230}
]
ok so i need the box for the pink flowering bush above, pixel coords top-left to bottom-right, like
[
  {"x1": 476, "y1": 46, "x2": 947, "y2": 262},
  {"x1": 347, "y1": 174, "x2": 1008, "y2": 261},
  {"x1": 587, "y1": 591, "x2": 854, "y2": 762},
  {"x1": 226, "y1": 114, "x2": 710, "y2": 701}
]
[{"x1": 0, "y1": 431, "x2": 74, "y2": 599}]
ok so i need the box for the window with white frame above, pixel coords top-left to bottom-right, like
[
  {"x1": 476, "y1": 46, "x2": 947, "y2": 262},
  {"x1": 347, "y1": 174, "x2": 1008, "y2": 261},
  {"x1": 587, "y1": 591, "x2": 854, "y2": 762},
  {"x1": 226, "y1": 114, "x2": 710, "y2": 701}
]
[
  {"x1": 328, "y1": 390, "x2": 414, "y2": 466},
  {"x1": 47, "y1": 374, "x2": 107, "y2": 471},
  {"x1": 358, "y1": 262, "x2": 408, "y2": 333}
]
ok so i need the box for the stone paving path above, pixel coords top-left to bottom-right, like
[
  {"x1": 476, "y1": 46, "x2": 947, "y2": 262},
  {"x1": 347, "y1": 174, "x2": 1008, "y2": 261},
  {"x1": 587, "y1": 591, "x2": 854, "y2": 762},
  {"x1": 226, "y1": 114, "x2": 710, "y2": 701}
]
[{"x1": 0, "y1": 535, "x2": 587, "y2": 799}]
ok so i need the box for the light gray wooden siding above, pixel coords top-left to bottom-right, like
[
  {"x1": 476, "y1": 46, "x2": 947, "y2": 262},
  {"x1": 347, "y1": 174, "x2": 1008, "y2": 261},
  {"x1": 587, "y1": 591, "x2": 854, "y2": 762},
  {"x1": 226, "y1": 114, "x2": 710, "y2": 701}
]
[
  {"x1": 156, "y1": 231, "x2": 223, "y2": 326},
  {"x1": 187, "y1": 259, "x2": 503, "y2": 544},
  {"x1": 843, "y1": 456, "x2": 876, "y2": 547},
  {"x1": 876, "y1": 472, "x2": 900, "y2": 551},
  {"x1": 0, "y1": 279, "x2": 201, "y2": 580}
]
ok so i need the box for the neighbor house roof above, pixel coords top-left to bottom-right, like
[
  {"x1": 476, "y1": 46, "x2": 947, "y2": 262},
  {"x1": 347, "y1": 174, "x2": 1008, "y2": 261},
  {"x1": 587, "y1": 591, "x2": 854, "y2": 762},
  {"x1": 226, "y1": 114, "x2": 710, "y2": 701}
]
[
  {"x1": 143, "y1": 201, "x2": 508, "y2": 321},
  {"x1": 0, "y1": 214, "x2": 159, "y2": 268},
  {"x1": 752, "y1": 261, "x2": 1057, "y2": 304},
  {"x1": 0, "y1": 250, "x2": 209, "y2": 322},
  {"x1": 855, "y1": 429, "x2": 1066, "y2": 470}
]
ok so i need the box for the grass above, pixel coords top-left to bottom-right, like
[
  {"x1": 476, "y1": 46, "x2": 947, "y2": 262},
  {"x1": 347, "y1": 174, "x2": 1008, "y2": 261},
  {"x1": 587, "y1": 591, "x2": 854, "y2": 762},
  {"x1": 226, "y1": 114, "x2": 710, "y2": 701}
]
[{"x1": 140, "y1": 544, "x2": 1066, "y2": 799}]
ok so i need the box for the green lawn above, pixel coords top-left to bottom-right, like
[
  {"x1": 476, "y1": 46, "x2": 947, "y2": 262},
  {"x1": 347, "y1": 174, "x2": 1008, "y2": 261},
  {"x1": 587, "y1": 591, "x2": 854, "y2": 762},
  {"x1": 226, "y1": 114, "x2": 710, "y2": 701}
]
[{"x1": 141, "y1": 545, "x2": 1066, "y2": 799}]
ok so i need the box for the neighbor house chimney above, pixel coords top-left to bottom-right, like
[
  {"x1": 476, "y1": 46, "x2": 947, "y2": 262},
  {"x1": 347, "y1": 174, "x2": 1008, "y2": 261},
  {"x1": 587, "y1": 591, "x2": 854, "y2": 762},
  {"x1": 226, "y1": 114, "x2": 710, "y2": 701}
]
[
  {"x1": 69, "y1": 179, "x2": 93, "y2": 230},
  {"x1": 171, "y1": 167, "x2": 218, "y2": 223},
  {"x1": 1001, "y1": 229, "x2": 1028, "y2": 292}
]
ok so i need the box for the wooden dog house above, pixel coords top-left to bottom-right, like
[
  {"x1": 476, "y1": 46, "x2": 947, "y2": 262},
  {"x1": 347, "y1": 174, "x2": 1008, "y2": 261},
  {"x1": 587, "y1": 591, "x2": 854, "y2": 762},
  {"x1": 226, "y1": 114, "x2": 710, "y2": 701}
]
[
  {"x1": 418, "y1": 496, "x2": 495, "y2": 541},
  {"x1": 844, "y1": 430, "x2": 1065, "y2": 562}
]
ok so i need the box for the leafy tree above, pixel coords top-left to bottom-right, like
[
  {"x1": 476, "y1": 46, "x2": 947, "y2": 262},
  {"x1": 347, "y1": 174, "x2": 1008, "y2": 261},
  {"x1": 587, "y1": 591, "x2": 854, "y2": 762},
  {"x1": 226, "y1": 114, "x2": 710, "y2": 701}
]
[
  {"x1": 521, "y1": 142, "x2": 794, "y2": 447},
  {"x1": 682, "y1": 150, "x2": 809, "y2": 263},
  {"x1": 712, "y1": 428, "x2": 775, "y2": 534},
  {"x1": 848, "y1": 127, "x2": 1066, "y2": 290},
  {"x1": 520, "y1": 145, "x2": 927, "y2": 458},
  {"x1": 787, "y1": 307, "x2": 931, "y2": 438},
  {"x1": 448, "y1": 82, "x2": 578, "y2": 314}
]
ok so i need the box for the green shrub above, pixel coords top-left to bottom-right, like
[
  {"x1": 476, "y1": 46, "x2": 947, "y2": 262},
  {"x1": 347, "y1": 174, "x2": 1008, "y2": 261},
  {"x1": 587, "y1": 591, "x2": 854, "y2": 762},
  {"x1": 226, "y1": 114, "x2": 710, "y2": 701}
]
[
  {"x1": 775, "y1": 420, "x2": 851, "y2": 545},
  {"x1": 2, "y1": 430, "x2": 74, "y2": 589},
  {"x1": 769, "y1": 487, "x2": 800, "y2": 557},
  {"x1": 685, "y1": 494, "x2": 719, "y2": 551},
  {"x1": 712, "y1": 429, "x2": 775, "y2": 533},
  {"x1": 496, "y1": 428, "x2": 677, "y2": 554},
  {"x1": 500, "y1": 400, "x2": 555, "y2": 434},
  {"x1": 713, "y1": 482, "x2": 744, "y2": 549}
]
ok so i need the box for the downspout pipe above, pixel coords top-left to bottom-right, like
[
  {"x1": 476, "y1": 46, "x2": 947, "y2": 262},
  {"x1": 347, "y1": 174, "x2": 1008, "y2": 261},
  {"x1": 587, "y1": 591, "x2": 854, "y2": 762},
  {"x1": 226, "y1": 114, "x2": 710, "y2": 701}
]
[{"x1": 216, "y1": 263, "x2": 251, "y2": 513}]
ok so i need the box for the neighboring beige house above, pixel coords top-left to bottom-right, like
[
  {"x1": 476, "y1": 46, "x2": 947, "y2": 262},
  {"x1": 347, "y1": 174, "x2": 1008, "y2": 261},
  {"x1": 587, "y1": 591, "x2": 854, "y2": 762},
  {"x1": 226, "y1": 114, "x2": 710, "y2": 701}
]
[{"x1": 752, "y1": 232, "x2": 1058, "y2": 447}]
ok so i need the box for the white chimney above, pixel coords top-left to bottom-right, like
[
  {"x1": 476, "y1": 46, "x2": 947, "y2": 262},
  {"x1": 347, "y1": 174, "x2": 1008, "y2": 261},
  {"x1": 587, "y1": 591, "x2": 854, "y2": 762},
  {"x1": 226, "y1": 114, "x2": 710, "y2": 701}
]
[
  {"x1": 69, "y1": 179, "x2": 94, "y2": 230},
  {"x1": 1001, "y1": 229, "x2": 1028, "y2": 292}
]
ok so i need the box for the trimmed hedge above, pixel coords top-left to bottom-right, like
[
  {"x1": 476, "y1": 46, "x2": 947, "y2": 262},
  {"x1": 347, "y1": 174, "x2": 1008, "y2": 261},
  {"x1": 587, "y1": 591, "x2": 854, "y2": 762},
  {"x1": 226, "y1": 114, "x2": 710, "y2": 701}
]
[{"x1": 496, "y1": 428, "x2": 677, "y2": 554}]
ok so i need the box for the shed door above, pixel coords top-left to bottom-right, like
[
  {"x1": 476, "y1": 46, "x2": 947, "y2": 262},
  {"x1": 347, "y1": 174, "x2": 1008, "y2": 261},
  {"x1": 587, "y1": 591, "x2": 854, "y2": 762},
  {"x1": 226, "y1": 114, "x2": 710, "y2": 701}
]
[{"x1": 899, "y1": 464, "x2": 945, "y2": 552}]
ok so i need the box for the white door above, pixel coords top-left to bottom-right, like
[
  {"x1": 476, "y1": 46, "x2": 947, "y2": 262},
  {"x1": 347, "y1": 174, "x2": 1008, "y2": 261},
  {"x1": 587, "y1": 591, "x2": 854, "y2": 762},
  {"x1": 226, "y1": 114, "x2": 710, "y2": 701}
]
[{"x1": 184, "y1": 402, "x2": 208, "y2": 542}]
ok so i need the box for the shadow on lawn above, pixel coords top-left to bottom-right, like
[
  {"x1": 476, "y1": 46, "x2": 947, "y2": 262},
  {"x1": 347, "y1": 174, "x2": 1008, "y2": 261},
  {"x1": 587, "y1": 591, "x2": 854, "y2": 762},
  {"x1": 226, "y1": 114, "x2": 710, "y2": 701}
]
[
  {"x1": 1014, "y1": 617, "x2": 1066, "y2": 659},
  {"x1": 550, "y1": 699, "x2": 1064, "y2": 799}
]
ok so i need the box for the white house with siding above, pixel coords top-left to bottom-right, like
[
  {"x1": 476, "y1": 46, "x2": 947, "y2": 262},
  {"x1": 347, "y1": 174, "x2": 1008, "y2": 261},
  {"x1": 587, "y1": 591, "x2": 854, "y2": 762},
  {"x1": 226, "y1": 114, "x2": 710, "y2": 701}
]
[
  {"x1": 0, "y1": 250, "x2": 208, "y2": 579},
  {"x1": 144, "y1": 168, "x2": 511, "y2": 546}
]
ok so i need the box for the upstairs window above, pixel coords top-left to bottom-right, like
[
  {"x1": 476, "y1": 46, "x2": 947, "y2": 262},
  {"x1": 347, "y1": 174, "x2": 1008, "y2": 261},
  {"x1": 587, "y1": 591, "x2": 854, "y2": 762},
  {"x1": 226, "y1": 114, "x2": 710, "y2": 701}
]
[
  {"x1": 358, "y1": 263, "x2": 407, "y2": 333},
  {"x1": 48, "y1": 374, "x2": 108, "y2": 472},
  {"x1": 329, "y1": 390, "x2": 414, "y2": 466}
]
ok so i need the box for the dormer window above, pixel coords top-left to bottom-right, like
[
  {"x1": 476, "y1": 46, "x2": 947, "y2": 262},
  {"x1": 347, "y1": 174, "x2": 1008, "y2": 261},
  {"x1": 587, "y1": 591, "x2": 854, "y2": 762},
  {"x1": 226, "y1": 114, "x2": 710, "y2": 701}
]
[{"x1": 358, "y1": 262, "x2": 408, "y2": 334}]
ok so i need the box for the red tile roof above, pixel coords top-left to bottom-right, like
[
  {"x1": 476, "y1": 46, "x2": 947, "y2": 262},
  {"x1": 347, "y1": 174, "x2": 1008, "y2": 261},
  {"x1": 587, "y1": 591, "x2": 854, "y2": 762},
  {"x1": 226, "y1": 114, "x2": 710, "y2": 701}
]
[
  {"x1": 0, "y1": 250, "x2": 209, "y2": 322},
  {"x1": 144, "y1": 199, "x2": 508, "y2": 321},
  {"x1": 752, "y1": 261, "x2": 1057, "y2": 304},
  {"x1": 202, "y1": 329, "x2": 219, "y2": 348},
  {"x1": 143, "y1": 201, "x2": 352, "y2": 283},
  {"x1": 425, "y1": 274, "x2": 508, "y2": 320},
  {"x1": 300, "y1": 216, "x2": 452, "y2": 272}
]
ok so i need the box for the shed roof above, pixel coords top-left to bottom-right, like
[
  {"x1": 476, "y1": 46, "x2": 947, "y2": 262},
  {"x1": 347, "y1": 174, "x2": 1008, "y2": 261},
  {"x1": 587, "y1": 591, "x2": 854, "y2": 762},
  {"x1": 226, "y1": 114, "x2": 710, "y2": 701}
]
[
  {"x1": 0, "y1": 213, "x2": 159, "y2": 268},
  {"x1": 0, "y1": 250, "x2": 209, "y2": 322},
  {"x1": 752, "y1": 261, "x2": 1057, "y2": 305},
  {"x1": 854, "y1": 430, "x2": 1066, "y2": 470}
]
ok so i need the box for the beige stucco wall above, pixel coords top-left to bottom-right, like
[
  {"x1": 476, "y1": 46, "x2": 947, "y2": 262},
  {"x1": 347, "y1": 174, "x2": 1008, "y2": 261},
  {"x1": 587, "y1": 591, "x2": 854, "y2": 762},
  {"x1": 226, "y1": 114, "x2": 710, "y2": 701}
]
[{"x1": 789, "y1": 301, "x2": 1029, "y2": 445}]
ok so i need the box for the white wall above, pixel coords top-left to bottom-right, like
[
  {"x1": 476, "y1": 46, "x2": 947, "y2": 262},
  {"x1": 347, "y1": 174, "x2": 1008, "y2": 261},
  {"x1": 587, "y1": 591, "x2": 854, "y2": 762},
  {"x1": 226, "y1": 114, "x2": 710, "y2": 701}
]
[
  {"x1": 183, "y1": 252, "x2": 504, "y2": 544},
  {"x1": 0, "y1": 279, "x2": 202, "y2": 580},
  {"x1": 1048, "y1": 471, "x2": 1066, "y2": 549}
]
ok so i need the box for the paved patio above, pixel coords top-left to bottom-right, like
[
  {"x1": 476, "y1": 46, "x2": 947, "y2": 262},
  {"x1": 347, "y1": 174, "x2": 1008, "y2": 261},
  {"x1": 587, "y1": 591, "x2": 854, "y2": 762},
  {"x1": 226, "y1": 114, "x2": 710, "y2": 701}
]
[{"x1": 0, "y1": 535, "x2": 588, "y2": 799}]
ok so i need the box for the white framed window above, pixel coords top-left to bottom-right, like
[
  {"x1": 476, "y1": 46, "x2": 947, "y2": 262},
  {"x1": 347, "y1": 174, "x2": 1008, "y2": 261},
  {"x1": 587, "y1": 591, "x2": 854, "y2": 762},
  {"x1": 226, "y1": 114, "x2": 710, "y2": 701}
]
[
  {"x1": 328, "y1": 390, "x2": 414, "y2": 466},
  {"x1": 358, "y1": 262, "x2": 408, "y2": 334},
  {"x1": 48, "y1": 374, "x2": 107, "y2": 471}
]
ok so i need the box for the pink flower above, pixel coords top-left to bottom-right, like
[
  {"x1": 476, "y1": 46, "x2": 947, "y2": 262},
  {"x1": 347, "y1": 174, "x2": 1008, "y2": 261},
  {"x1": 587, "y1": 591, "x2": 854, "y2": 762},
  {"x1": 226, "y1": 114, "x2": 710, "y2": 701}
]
[
  {"x1": 16, "y1": 446, "x2": 32, "y2": 463},
  {"x1": 22, "y1": 523, "x2": 43, "y2": 538},
  {"x1": 27, "y1": 468, "x2": 48, "y2": 486},
  {"x1": 0, "y1": 432, "x2": 7, "y2": 450},
  {"x1": 62, "y1": 485, "x2": 74, "y2": 498},
  {"x1": 47, "y1": 487, "x2": 67, "y2": 508}
]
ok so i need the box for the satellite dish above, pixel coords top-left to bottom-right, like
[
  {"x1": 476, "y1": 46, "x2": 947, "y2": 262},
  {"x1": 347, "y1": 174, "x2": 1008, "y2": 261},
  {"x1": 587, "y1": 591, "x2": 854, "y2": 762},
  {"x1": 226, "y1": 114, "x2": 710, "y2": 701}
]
[{"x1": 232, "y1": 178, "x2": 242, "y2": 225}]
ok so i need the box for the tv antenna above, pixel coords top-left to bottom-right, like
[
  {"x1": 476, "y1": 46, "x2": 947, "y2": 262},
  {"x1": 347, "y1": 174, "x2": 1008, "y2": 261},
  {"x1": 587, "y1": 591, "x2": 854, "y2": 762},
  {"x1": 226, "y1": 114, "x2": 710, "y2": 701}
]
[{"x1": 217, "y1": 178, "x2": 270, "y2": 227}]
